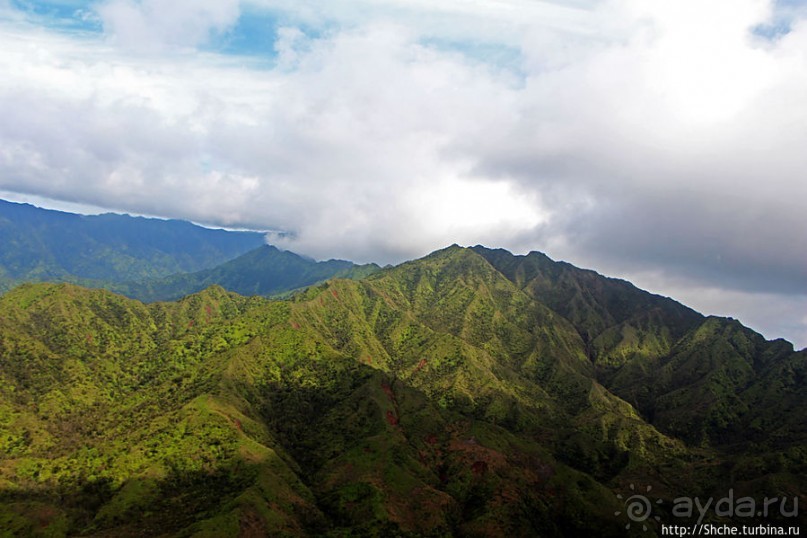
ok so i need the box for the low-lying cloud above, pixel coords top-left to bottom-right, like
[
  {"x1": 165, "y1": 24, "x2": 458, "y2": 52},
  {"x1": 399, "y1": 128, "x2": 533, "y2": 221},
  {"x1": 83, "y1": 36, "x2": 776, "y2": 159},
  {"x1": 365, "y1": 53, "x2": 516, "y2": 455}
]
[{"x1": 0, "y1": 0, "x2": 805, "y2": 347}]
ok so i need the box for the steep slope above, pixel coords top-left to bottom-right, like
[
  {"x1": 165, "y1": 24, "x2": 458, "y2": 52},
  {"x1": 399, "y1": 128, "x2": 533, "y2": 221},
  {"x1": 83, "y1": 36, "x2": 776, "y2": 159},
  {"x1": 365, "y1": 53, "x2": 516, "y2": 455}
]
[
  {"x1": 471, "y1": 246, "x2": 704, "y2": 366},
  {"x1": 472, "y1": 246, "x2": 807, "y2": 455},
  {"x1": 608, "y1": 317, "x2": 806, "y2": 447},
  {"x1": 288, "y1": 246, "x2": 685, "y2": 481},
  {"x1": 119, "y1": 245, "x2": 380, "y2": 302},
  {"x1": 0, "y1": 280, "x2": 634, "y2": 537},
  {"x1": 1, "y1": 246, "x2": 805, "y2": 536},
  {"x1": 0, "y1": 199, "x2": 265, "y2": 287},
  {"x1": 0, "y1": 283, "x2": 325, "y2": 537}
]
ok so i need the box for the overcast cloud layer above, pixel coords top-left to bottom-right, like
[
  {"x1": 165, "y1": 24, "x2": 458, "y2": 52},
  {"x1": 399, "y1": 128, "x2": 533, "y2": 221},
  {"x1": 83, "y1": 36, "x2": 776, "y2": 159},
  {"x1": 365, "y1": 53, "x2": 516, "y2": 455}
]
[{"x1": 1, "y1": 0, "x2": 806, "y2": 348}]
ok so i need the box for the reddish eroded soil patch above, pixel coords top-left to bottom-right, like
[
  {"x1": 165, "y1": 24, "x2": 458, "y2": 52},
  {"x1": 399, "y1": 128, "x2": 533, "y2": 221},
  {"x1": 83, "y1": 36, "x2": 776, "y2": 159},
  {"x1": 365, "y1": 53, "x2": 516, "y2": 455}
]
[
  {"x1": 385, "y1": 410, "x2": 399, "y2": 426},
  {"x1": 27, "y1": 504, "x2": 60, "y2": 529},
  {"x1": 331, "y1": 289, "x2": 339, "y2": 298},
  {"x1": 383, "y1": 485, "x2": 458, "y2": 536},
  {"x1": 380, "y1": 382, "x2": 395, "y2": 401},
  {"x1": 239, "y1": 507, "x2": 269, "y2": 538},
  {"x1": 471, "y1": 460, "x2": 489, "y2": 476},
  {"x1": 445, "y1": 427, "x2": 508, "y2": 477},
  {"x1": 342, "y1": 462, "x2": 355, "y2": 475},
  {"x1": 439, "y1": 468, "x2": 449, "y2": 484},
  {"x1": 533, "y1": 460, "x2": 555, "y2": 483},
  {"x1": 290, "y1": 321, "x2": 300, "y2": 330},
  {"x1": 187, "y1": 319, "x2": 195, "y2": 328},
  {"x1": 419, "y1": 434, "x2": 444, "y2": 467},
  {"x1": 233, "y1": 418, "x2": 243, "y2": 432},
  {"x1": 204, "y1": 304, "x2": 213, "y2": 318},
  {"x1": 414, "y1": 358, "x2": 427, "y2": 372},
  {"x1": 506, "y1": 453, "x2": 555, "y2": 486}
]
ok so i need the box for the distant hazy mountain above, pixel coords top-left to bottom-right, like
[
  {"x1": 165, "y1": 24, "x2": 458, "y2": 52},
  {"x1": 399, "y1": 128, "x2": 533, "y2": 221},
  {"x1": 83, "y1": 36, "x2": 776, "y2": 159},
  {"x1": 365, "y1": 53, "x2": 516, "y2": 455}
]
[
  {"x1": 0, "y1": 199, "x2": 379, "y2": 302},
  {"x1": 0, "y1": 199, "x2": 265, "y2": 289},
  {"x1": 119, "y1": 244, "x2": 381, "y2": 302},
  {"x1": 1, "y1": 245, "x2": 803, "y2": 536}
]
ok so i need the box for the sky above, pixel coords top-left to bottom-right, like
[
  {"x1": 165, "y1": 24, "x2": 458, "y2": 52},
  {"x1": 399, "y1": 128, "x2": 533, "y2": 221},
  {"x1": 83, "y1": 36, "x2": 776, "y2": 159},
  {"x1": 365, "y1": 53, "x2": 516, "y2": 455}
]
[{"x1": 0, "y1": 0, "x2": 806, "y2": 349}]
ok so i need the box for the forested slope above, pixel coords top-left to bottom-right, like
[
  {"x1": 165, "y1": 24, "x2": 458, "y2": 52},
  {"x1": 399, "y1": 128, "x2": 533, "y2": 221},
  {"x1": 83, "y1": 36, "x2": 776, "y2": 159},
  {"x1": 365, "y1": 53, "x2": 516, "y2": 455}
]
[{"x1": 1, "y1": 246, "x2": 804, "y2": 537}]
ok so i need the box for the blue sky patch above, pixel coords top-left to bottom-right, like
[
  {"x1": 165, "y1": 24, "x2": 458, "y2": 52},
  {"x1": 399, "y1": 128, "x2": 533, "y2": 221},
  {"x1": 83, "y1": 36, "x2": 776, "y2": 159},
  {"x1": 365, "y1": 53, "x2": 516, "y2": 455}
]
[
  {"x1": 206, "y1": 4, "x2": 279, "y2": 58},
  {"x1": 10, "y1": 0, "x2": 102, "y2": 33}
]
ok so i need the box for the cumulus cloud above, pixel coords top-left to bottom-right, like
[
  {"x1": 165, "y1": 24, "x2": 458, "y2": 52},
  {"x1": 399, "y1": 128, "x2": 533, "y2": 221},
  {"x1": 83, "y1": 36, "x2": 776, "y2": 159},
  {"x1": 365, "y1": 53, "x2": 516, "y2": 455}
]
[
  {"x1": 0, "y1": 0, "x2": 806, "y2": 347},
  {"x1": 464, "y1": 0, "x2": 807, "y2": 293},
  {"x1": 96, "y1": 0, "x2": 240, "y2": 51}
]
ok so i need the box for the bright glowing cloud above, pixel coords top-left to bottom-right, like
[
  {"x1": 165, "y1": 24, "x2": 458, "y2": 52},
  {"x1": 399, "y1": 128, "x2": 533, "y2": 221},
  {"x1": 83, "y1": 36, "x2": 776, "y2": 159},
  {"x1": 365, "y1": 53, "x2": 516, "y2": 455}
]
[{"x1": 0, "y1": 0, "x2": 805, "y2": 347}]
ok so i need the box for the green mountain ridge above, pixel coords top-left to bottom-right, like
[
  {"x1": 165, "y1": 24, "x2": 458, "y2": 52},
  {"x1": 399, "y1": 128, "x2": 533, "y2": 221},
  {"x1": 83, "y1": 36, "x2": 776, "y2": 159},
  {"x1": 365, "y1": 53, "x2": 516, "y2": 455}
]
[
  {"x1": 0, "y1": 245, "x2": 804, "y2": 537},
  {"x1": 115, "y1": 245, "x2": 381, "y2": 303},
  {"x1": 0, "y1": 199, "x2": 266, "y2": 288},
  {"x1": 0, "y1": 199, "x2": 381, "y2": 303}
]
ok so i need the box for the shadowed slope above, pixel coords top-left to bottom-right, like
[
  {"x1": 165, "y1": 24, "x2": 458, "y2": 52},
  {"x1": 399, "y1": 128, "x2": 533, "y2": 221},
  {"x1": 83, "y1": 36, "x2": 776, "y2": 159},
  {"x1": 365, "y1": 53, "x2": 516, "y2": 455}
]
[
  {"x1": 119, "y1": 245, "x2": 380, "y2": 302},
  {"x1": 1, "y1": 246, "x2": 805, "y2": 536}
]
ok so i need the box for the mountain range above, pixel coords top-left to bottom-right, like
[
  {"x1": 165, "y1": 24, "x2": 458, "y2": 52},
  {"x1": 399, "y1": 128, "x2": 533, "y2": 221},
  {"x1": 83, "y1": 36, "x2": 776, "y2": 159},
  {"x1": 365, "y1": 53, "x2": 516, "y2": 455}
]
[
  {"x1": 115, "y1": 245, "x2": 380, "y2": 303},
  {"x1": 0, "y1": 200, "x2": 377, "y2": 301},
  {"x1": 0, "y1": 238, "x2": 804, "y2": 536}
]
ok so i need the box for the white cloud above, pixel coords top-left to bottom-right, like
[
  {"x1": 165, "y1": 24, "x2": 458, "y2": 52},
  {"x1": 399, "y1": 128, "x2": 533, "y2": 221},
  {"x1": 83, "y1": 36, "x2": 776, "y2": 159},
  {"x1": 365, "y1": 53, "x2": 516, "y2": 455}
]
[
  {"x1": 96, "y1": 0, "x2": 240, "y2": 51},
  {"x1": 0, "y1": 0, "x2": 806, "y2": 346},
  {"x1": 0, "y1": 21, "x2": 543, "y2": 263},
  {"x1": 247, "y1": 0, "x2": 606, "y2": 46}
]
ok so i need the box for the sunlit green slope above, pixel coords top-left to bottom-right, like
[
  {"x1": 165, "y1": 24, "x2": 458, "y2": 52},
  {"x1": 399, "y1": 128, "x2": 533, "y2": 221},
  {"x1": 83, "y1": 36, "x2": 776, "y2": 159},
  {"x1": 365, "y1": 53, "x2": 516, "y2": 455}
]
[{"x1": 1, "y1": 246, "x2": 804, "y2": 537}]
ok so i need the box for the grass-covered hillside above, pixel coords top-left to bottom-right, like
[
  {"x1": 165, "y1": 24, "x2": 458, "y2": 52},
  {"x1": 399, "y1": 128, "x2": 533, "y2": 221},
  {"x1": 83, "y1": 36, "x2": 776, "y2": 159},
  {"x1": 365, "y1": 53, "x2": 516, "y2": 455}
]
[{"x1": 0, "y1": 246, "x2": 804, "y2": 537}]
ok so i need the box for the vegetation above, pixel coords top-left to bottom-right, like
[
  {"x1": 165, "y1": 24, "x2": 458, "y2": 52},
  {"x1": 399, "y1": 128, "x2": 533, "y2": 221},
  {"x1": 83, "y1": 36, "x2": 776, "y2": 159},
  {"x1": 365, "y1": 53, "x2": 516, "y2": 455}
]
[
  {"x1": 0, "y1": 199, "x2": 264, "y2": 287},
  {"x1": 0, "y1": 199, "x2": 379, "y2": 304},
  {"x1": 116, "y1": 245, "x2": 381, "y2": 302},
  {"x1": 0, "y1": 245, "x2": 804, "y2": 536}
]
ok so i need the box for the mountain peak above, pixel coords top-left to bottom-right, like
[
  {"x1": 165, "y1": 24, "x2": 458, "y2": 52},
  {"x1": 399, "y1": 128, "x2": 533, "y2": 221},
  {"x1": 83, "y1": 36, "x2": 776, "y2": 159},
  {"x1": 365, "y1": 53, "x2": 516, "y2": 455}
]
[{"x1": 1, "y1": 238, "x2": 806, "y2": 536}]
